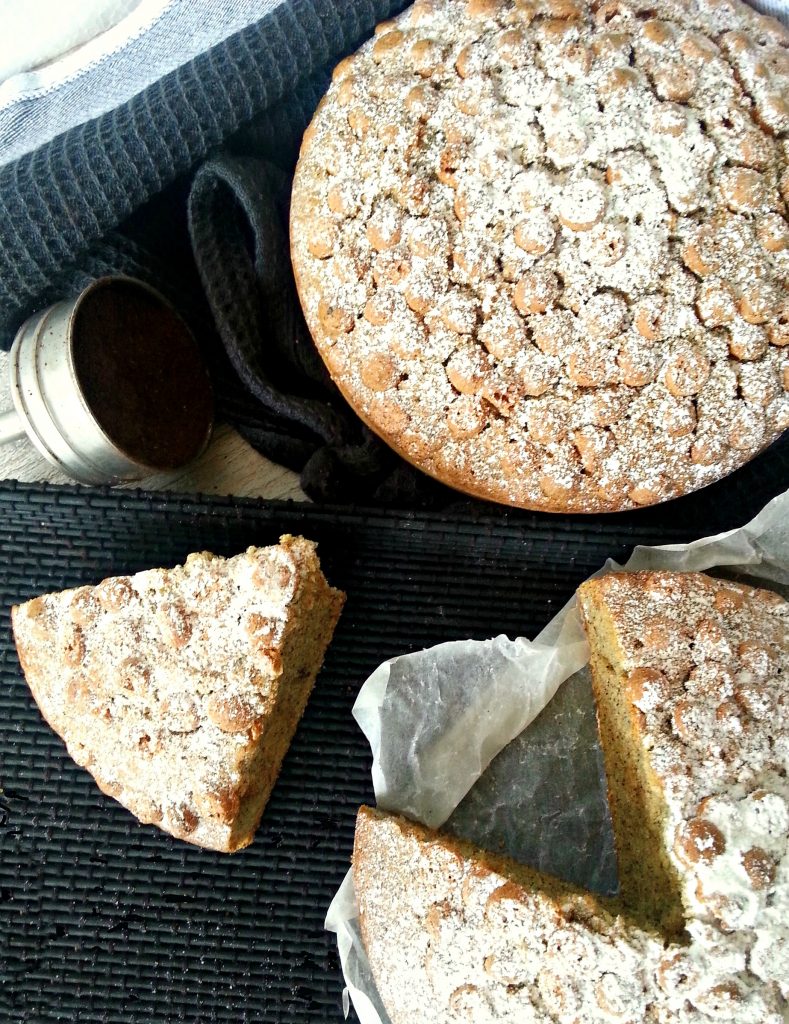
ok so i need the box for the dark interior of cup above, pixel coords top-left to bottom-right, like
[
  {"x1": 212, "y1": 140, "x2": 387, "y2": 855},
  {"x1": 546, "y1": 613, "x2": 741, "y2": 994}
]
[{"x1": 72, "y1": 278, "x2": 214, "y2": 470}]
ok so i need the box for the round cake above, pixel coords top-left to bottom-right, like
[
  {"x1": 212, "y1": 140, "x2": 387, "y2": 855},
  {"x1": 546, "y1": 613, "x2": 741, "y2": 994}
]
[
  {"x1": 353, "y1": 571, "x2": 789, "y2": 1023},
  {"x1": 291, "y1": 0, "x2": 789, "y2": 512}
]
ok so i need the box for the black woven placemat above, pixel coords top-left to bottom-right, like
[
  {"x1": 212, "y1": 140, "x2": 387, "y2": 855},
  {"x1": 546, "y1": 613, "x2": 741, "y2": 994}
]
[{"x1": 0, "y1": 475, "x2": 785, "y2": 1023}]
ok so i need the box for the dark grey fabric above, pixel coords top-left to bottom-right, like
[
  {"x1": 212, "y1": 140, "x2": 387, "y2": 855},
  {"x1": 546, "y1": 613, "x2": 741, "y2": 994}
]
[{"x1": 0, "y1": 0, "x2": 406, "y2": 345}]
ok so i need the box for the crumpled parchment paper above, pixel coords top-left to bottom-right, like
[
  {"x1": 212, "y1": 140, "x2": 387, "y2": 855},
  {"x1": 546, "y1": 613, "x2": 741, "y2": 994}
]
[{"x1": 325, "y1": 487, "x2": 789, "y2": 1024}]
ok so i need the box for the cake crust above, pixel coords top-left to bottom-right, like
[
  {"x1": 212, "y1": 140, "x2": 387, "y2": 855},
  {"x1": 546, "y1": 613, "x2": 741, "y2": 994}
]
[
  {"x1": 12, "y1": 535, "x2": 345, "y2": 853},
  {"x1": 292, "y1": 0, "x2": 788, "y2": 513}
]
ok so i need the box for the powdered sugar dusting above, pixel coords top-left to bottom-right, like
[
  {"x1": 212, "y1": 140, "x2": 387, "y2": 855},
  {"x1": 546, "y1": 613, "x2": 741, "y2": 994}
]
[
  {"x1": 581, "y1": 570, "x2": 789, "y2": 1022},
  {"x1": 11, "y1": 537, "x2": 342, "y2": 852},
  {"x1": 292, "y1": 0, "x2": 788, "y2": 512},
  {"x1": 355, "y1": 806, "x2": 666, "y2": 1024}
]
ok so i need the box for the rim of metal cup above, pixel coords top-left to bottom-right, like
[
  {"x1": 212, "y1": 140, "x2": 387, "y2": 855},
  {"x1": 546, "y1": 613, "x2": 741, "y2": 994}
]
[
  {"x1": 9, "y1": 299, "x2": 130, "y2": 484},
  {"x1": 9, "y1": 277, "x2": 213, "y2": 484}
]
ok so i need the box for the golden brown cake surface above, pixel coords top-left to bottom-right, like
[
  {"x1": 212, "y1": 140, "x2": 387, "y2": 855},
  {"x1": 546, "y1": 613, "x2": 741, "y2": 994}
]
[
  {"x1": 355, "y1": 806, "x2": 667, "y2": 1024},
  {"x1": 292, "y1": 0, "x2": 788, "y2": 512},
  {"x1": 354, "y1": 571, "x2": 788, "y2": 1022},
  {"x1": 12, "y1": 536, "x2": 345, "y2": 853}
]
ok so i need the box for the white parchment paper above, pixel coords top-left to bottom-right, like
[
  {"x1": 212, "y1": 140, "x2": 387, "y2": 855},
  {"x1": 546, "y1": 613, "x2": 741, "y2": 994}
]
[{"x1": 325, "y1": 488, "x2": 789, "y2": 1024}]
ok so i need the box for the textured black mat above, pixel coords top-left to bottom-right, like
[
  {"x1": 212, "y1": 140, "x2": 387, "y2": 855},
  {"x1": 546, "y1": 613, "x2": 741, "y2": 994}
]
[{"x1": 0, "y1": 477, "x2": 785, "y2": 1024}]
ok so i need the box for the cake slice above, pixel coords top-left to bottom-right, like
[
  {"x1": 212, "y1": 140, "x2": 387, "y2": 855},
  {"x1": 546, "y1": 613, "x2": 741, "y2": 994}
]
[
  {"x1": 12, "y1": 535, "x2": 344, "y2": 852},
  {"x1": 354, "y1": 804, "x2": 664, "y2": 1024},
  {"x1": 353, "y1": 572, "x2": 788, "y2": 1023}
]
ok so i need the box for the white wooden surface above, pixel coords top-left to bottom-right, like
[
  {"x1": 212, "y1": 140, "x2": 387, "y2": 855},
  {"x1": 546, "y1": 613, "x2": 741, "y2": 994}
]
[{"x1": 0, "y1": 349, "x2": 307, "y2": 501}]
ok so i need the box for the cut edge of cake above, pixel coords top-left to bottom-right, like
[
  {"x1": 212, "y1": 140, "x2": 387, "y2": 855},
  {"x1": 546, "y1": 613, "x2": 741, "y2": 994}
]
[
  {"x1": 577, "y1": 573, "x2": 688, "y2": 937},
  {"x1": 354, "y1": 802, "x2": 628, "y2": 927}
]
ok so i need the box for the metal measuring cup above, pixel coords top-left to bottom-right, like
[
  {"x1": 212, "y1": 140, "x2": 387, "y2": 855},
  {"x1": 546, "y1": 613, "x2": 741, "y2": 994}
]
[{"x1": 0, "y1": 277, "x2": 213, "y2": 485}]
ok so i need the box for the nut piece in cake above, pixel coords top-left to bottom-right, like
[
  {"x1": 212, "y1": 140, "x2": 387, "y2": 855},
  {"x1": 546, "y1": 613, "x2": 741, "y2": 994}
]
[{"x1": 11, "y1": 535, "x2": 345, "y2": 853}]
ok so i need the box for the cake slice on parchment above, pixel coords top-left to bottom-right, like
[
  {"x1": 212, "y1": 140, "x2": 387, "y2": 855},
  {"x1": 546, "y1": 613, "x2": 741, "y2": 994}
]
[
  {"x1": 11, "y1": 535, "x2": 344, "y2": 853},
  {"x1": 353, "y1": 572, "x2": 788, "y2": 1023},
  {"x1": 354, "y1": 804, "x2": 664, "y2": 1024}
]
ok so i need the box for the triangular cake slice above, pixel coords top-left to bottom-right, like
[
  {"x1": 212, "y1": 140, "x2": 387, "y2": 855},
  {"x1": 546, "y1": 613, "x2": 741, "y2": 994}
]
[
  {"x1": 353, "y1": 572, "x2": 788, "y2": 1023},
  {"x1": 354, "y1": 805, "x2": 665, "y2": 1023},
  {"x1": 12, "y1": 535, "x2": 344, "y2": 852}
]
